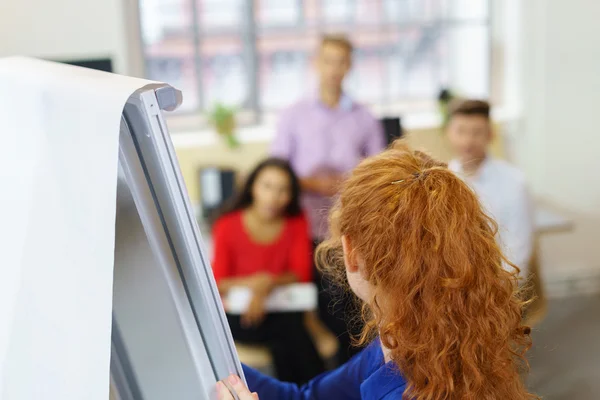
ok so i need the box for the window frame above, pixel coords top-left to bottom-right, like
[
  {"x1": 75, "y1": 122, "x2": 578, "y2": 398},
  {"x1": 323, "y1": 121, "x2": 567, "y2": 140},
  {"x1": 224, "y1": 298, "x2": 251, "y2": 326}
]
[{"x1": 137, "y1": 0, "x2": 494, "y2": 130}]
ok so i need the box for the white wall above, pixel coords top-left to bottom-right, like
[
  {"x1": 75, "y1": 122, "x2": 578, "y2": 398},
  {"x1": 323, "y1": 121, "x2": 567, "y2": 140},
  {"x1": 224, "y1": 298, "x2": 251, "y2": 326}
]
[
  {"x1": 515, "y1": 0, "x2": 600, "y2": 288},
  {"x1": 2, "y1": 0, "x2": 598, "y2": 289},
  {"x1": 0, "y1": 0, "x2": 140, "y2": 75}
]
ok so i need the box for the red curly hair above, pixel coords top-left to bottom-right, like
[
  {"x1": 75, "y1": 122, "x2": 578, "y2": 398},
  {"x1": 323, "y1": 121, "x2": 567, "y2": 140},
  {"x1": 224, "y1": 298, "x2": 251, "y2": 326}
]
[{"x1": 317, "y1": 141, "x2": 536, "y2": 399}]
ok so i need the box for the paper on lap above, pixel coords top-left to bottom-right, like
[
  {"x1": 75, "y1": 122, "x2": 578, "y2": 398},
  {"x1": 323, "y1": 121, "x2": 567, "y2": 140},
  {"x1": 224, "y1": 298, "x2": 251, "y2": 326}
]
[
  {"x1": 0, "y1": 57, "x2": 156, "y2": 400},
  {"x1": 225, "y1": 283, "x2": 318, "y2": 314}
]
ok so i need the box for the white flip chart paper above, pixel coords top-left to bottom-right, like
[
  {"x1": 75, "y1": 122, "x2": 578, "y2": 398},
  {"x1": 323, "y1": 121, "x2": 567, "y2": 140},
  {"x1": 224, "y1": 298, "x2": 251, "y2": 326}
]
[{"x1": 0, "y1": 57, "x2": 157, "y2": 400}]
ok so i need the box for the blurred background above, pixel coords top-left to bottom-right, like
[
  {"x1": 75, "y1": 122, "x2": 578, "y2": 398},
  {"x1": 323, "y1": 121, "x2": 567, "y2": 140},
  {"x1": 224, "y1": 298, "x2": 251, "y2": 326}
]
[{"x1": 2, "y1": 0, "x2": 599, "y2": 398}]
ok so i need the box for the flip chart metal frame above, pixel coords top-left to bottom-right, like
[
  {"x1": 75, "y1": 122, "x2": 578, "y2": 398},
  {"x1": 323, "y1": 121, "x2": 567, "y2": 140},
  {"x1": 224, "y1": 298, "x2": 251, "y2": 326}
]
[{"x1": 111, "y1": 85, "x2": 244, "y2": 400}]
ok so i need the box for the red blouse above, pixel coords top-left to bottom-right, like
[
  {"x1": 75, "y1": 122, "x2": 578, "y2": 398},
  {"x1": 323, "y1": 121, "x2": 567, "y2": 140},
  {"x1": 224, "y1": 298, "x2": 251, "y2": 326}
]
[{"x1": 211, "y1": 211, "x2": 312, "y2": 283}]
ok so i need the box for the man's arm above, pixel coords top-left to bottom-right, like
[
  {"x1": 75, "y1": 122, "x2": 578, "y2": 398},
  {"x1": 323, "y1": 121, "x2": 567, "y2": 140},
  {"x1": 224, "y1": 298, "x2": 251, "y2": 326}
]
[
  {"x1": 273, "y1": 106, "x2": 345, "y2": 196},
  {"x1": 503, "y1": 181, "x2": 535, "y2": 278},
  {"x1": 299, "y1": 175, "x2": 340, "y2": 197}
]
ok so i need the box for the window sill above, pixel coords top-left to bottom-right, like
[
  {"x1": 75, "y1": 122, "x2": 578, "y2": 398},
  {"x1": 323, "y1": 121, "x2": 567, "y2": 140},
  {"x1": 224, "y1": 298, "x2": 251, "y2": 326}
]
[{"x1": 169, "y1": 106, "x2": 520, "y2": 149}]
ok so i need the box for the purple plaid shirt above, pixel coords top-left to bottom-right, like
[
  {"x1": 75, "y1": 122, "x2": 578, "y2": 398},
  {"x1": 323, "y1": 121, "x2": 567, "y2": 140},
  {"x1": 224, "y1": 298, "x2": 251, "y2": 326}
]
[{"x1": 271, "y1": 95, "x2": 385, "y2": 239}]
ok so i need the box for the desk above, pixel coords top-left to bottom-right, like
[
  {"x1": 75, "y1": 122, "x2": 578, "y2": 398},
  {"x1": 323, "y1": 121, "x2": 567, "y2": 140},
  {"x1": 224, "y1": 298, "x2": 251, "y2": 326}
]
[
  {"x1": 526, "y1": 206, "x2": 573, "y2": 326},
  {"x1": 535, "y1": 207, "x2": 574, "y2": 233}
]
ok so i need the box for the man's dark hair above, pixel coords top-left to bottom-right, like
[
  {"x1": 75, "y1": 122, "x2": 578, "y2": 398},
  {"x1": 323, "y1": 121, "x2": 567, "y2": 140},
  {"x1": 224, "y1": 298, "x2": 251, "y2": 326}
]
[{"x1": 448, "y1": 99, "x2": 491, "y2": 119}]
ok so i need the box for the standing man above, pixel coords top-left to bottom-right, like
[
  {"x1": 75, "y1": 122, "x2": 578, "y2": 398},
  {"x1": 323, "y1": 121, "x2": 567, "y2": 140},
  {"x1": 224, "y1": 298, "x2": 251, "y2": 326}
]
[
  {"x1": 446, "y1": 99, "x2": 534, "y2": 279},
  {"x1": 271, "y1": 34, "x2": 385, "y2": 364}
]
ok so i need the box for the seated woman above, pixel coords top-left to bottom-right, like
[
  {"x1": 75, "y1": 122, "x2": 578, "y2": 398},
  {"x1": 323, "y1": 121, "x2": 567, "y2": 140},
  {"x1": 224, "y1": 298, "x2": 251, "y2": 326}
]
[
  {"x1": 217, "y1": 142, "x2": 538, "y2": 400},
  {"x1": 212, "y1": 158, "x2": 324, "y2": 385}
]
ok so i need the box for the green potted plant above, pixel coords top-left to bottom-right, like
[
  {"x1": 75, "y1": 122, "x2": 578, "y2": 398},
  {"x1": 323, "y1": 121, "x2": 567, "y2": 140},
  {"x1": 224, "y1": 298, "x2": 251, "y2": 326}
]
[{"x1": 207, "y1": 103, "x2": 239, "y2": 149}]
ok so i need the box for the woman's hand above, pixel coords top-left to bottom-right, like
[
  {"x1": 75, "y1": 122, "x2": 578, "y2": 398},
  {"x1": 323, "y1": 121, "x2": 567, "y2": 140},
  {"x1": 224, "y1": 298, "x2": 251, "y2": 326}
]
[
  {"x1": 216, "y1": 375, "x2": 258, "y2": 400},
  {"x1": 240, "y1": 273, "x2": 273, "y2": 328},
  {"x1": 241, "y1": 293, "x2": 267, "y2": 328},
  {"x1": 248, "y1": 272, "x2": 274, "y2": 295}
]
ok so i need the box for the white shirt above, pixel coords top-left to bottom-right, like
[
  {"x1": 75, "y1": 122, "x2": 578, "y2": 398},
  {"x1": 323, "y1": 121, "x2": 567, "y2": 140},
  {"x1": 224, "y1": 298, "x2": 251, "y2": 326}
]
[{"x1": 449, "y1": 158, "x2": 534, "y2": 278}]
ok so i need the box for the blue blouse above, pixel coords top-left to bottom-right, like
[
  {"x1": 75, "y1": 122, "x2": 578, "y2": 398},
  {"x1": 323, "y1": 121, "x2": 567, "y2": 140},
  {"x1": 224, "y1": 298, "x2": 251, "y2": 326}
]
[{"x1": 243, "y1": 340, "x2": 407, "y2": 400}]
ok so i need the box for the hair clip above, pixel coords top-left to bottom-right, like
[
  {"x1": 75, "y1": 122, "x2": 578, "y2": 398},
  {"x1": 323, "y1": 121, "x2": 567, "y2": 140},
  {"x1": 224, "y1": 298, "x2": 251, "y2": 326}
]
[{"x1": 391, "y1": 171, "x2": 424, "y2": 185}]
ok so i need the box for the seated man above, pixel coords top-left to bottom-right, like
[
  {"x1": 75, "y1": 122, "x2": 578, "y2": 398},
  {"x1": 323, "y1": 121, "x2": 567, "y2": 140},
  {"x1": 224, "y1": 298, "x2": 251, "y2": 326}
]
[{"x1": 446, "y1": 99, "x2": 534, "y2": 279}]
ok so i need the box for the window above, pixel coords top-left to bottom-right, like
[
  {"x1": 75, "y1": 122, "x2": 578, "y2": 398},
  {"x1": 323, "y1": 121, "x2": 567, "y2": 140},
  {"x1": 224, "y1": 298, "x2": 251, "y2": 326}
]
[{"x1": 139, "y1": 0, "x2": 491, "y2": 123}]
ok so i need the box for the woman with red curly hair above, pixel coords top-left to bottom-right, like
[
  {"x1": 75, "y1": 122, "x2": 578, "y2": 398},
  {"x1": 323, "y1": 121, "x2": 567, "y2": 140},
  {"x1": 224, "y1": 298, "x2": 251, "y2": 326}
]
[{"x1": 217, "y1": 142, "x2": 537, "y2": 400}]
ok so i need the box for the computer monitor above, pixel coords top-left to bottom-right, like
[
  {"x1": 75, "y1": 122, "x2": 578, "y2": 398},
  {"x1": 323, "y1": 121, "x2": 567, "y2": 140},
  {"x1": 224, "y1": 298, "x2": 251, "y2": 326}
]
[
  {"x1": 60, "y1": 58, "x2": 113, "y2": 72},
  {"x1": 381, "y1": 116, "x2": 403, "y2": 145}
]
